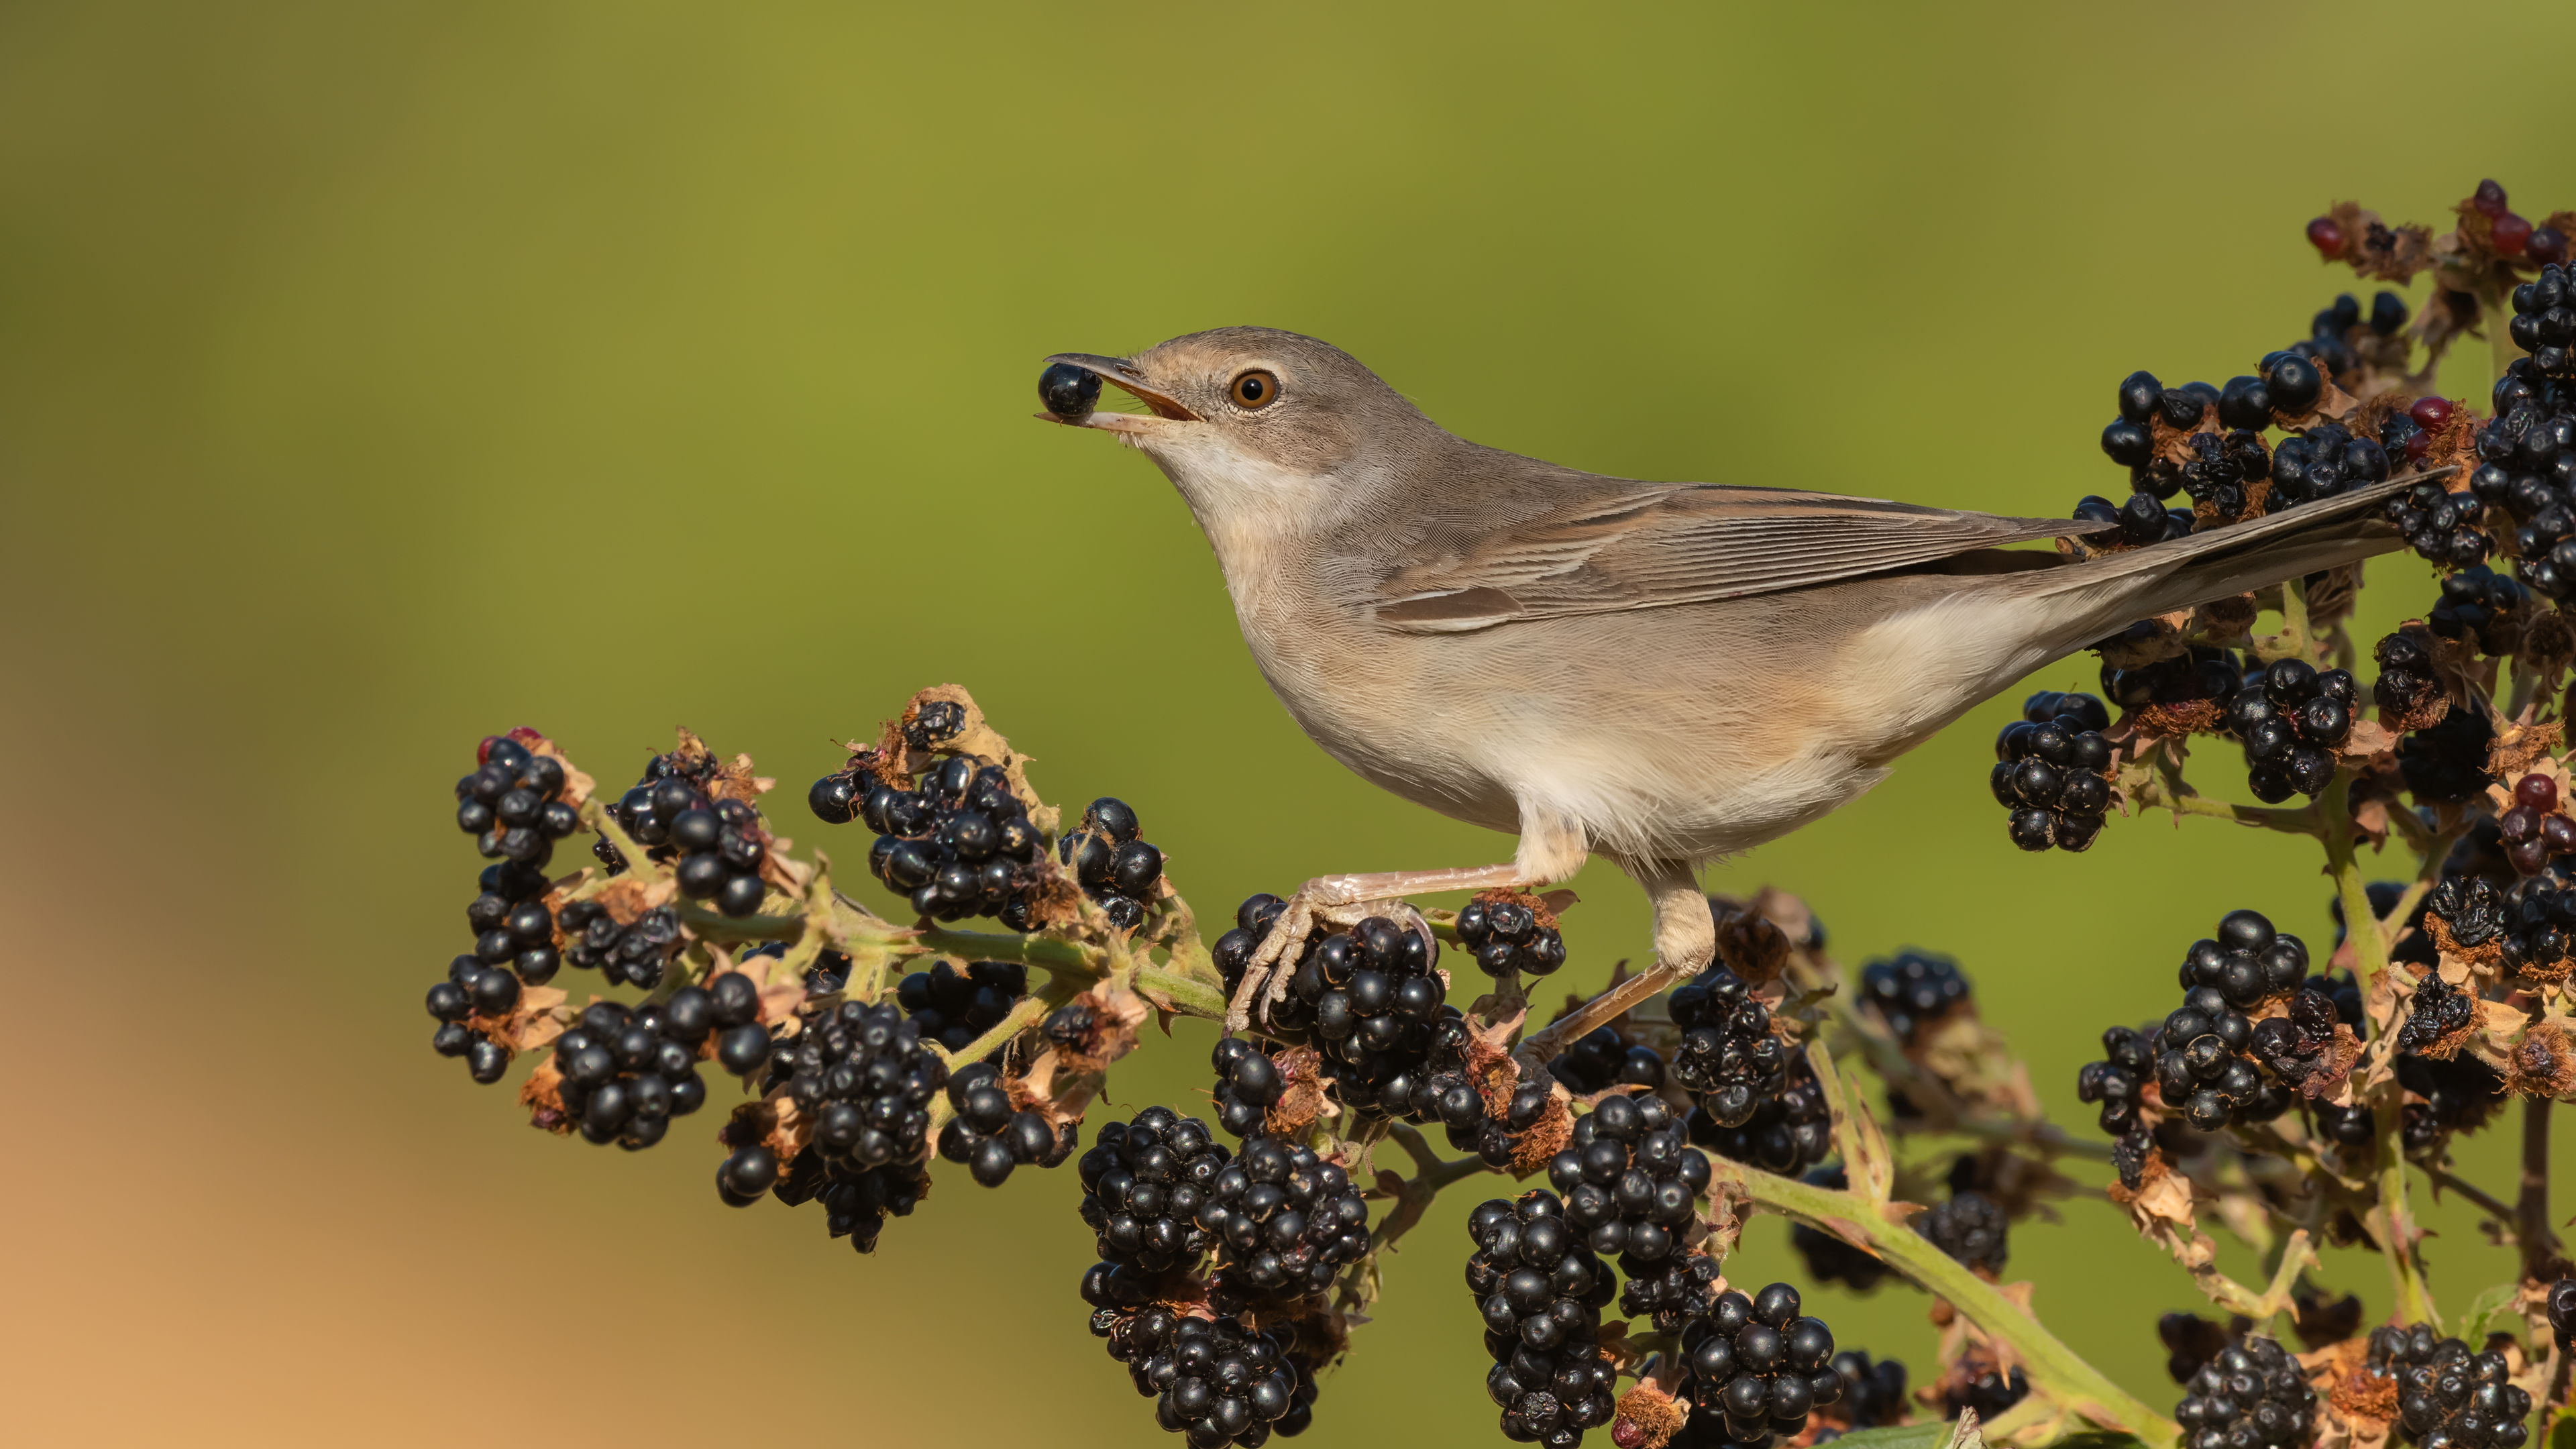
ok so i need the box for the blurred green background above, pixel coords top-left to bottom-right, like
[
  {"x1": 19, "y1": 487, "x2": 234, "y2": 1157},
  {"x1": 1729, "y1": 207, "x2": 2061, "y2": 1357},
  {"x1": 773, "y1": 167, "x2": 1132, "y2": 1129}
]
[{"x1": 8, "y1": 1, "x2": 2576, "y2": 1442}]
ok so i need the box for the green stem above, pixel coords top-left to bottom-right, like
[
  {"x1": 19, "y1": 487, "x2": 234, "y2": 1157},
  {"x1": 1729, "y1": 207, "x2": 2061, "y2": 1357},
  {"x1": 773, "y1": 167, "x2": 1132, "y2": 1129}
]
[{"x1": 1713, "y1": 1160, "x2": 2177, "y2": 1446}]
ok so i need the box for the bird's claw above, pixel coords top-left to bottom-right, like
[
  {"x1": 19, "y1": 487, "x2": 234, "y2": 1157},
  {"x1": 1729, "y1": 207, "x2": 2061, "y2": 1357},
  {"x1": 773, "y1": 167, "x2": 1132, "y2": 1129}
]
[{"x1": 1222, "y1": 883, "x2": 1428, "y2": 1032}]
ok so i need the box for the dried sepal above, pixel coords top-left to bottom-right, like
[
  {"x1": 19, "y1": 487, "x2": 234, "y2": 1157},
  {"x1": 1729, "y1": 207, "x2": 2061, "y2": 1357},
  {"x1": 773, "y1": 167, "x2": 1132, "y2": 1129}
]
[
  {"x1": 1611, "y1": 1381, "x2": 1686, "y2": 1449},
  {"x1": 665, "y1": 727, "x2": 771, "y2": 806},
  {"x1": 474, "y1": 983, "x2": 570, "y2": 1053},
  {"x1": 2485, "y1": 716, "x2": 2563, "y2": 782},
  {"x1": 877, "y1": 684, "x2": 1062, "y2": 839},
  {"x1": 504, "y1": 726, "x2": 595, "y2": 809},
  {"x1": 2504, "y1": 1021, "x2": 2576, "y2": 1098},
  {"x1": 1263, "y1": 1044, "x2": 1334, "y2": 1136},
  {"x1": 1049, "y1": 983, "x2": 1149, "y2": 1075},
  {"x1": 520, "y1": 1056, "x2": 573, "y2": 1135},
  {"x1": 2193, "y1": 592, "x2": 2261, "y2": 643},
  {"x1": 589, "y1": 872, "x2": 678, "y2": 926}
]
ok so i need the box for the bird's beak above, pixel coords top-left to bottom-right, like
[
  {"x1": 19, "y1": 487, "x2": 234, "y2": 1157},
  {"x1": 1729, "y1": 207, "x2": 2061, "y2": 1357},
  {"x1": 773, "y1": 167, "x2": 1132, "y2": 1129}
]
[{"x1": 1038, "y1": 352, "x2": 1201, "y2": 433}]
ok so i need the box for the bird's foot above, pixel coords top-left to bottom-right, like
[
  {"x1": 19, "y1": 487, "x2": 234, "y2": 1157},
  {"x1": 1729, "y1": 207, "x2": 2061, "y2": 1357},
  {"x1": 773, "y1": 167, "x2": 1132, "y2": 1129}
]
[{"x1": 1222, "y1": 863, "x2": 1527, "y2": 1032}]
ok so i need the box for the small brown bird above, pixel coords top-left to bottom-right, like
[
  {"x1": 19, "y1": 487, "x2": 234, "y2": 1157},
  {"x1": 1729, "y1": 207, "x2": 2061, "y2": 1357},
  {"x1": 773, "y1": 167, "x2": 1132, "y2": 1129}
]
[{"x1": 1038, "y1": 327, "x2": 2419, "y2": 1038}]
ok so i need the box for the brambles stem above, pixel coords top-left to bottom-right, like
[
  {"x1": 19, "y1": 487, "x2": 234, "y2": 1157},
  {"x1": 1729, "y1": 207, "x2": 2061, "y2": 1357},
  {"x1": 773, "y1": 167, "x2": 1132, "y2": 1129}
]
[{"x1": 2522, "y1": 1098, "x2": 2559, "y2": 1273}]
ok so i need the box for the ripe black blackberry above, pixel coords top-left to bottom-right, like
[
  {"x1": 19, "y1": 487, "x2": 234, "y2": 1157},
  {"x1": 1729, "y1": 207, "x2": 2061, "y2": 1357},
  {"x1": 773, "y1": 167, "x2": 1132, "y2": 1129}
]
[
  {"x1": 1825, "y1": 1351, "x2": 1908, "y2": 1432},
  {"x1": 2178, "y1": 910, "x2": 2309, "y2": 1009},
  {"x1": 1201, "y1": 1134, "x2": 1372, "y2": 1301},
  {"x1": 2072, "y1": 490, "x2": 2193, "y2": 548},
  {"x1": 554, "y1": 898, "x2": 681, "y2": 988},
  {"x1": 1464, "y1": 1191, "x2": 1620, "y2": 1447},
  {"x1": 1915, "y1": 1190, "x2": 2008, "y2": 1276},
  {"x1": 2383, "y1": 476, "x2": 2493, "y2": 568},
  {"x1": 1790, "y1": 1167, "x2": 1891, "y2": 1293},
  {"x1": 936, "y1": 1060, "x2": 1076, "y2": 1187},
  {"x1": 425, "y1": 952, "x2": 528, "y2": 1085},
  {"x1": 1691, "y1": 1053, "x2": 1831, "y2": 1177},
  {"x1": 2248, "y1": 981, "x2": 2349, "y2": 1091},
  {"x1": 2395, "y1": 706, "x2": 2494, "y2": 806},
  {"x1": 454, "y1": 734, "x2": 582, "y2": 869},
  {"x1": 1079, "y1": 1108, "x2": 1231, "y2": 1273},
  {"x1": 2224, "y1": 661, "x2": 2357, "y2": 802},
  {"x1": 539, "y1": 994, "x2": 712, "y2": 1147},
  {"x1": 1056, "y1": 796, "x2": 1167, "y2": 932},
  {"x1": 1094, "y1": 1305, "x2": 1317, "y2": 1447},
  {"x1": 764, "y1": 995, "x2": 951, "y2": 1185},
  {"x1": 1665, "y1": 965, "x2": 1784, "y2": 1128},
  {"x1": 1210, "y1": 1037, "x2": 1290, "y2": 1138},
  {"x1": 2101, "y1": 643, "x2": 2246, "y2": 716},
  {"x1": 601, "y1": 753, "x2": 775, "y2": 916},
  {"x1": 1545, "y1": 1093, "x2": 1711, "y2": 1280},
  {"x1": 1669, "y1": 1282, "x2": 1845, "y2": 1449},
  {"x1": 1991, "y1": 690, "x2": 2114, "y2": 853},
  {"x1": 1857, "y1": 950, "x2": 1970, "y2": 1043},
  {"x1": 2429, "y1": 567, "x2": 2526, "y2": 645},
  {"x1": 813, "y1": 751, "x2": 1049, "y2": 925},
  {"x1": 2174, "y1": 1337, "x2": 2317, "y2": 1449},
  {"x1": 2373, "y1": 633, "x2": 2441, "y2": 722},
  {"x1": 1547, "y1": 1026, "x2": 1666, "y2": 1095},
  {"x1": 2498, "y1": 873, "x2": 2576, "y2": 975},
  {"x1": 1214, "y1": 896, "x2": 1464, "y2": 1124},
  {"x1": 2509, "y1": 264, "x2": 2576, "y2": 378},
  {"x1": 2075, "y1": 1020, "x2": 2162, "y2": 1136},
  {"x1": 2365, "y1": 1324, "x2": 2532, "y2": 1449},
  {"x1": 1456, "y1": 893, "x2": 1569, "y2": 979},
  {"x1": 2151, "y1": 985, "x2": 2299, "y2": 1132},
  {"x1": 894, "y1": 958, "x2": 1028, "y2": 1054},
  {"x1": 2273, "y1": 422, "x2": 2390, "y2": 508}
]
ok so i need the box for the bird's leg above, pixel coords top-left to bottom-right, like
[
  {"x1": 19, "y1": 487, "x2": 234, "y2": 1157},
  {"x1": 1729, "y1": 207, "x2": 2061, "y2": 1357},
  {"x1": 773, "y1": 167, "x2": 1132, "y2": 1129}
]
[
  {"x1": 1225, "y1": 812, "x2": 1589, "y2": 1032},
  {"x1": 1517, "y1": 856, "x2": 1709, "y2": 1066}
]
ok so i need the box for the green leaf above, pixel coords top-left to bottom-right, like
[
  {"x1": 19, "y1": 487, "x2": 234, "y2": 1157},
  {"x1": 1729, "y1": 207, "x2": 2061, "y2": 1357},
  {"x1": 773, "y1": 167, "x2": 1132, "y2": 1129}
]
[
  {"x1": 2459, "y1": 1281, "x2": 2520, "y2": 1343},
  {"x1": 2549, "y1": 1409, "x2": 2576, "y2": 1449}
]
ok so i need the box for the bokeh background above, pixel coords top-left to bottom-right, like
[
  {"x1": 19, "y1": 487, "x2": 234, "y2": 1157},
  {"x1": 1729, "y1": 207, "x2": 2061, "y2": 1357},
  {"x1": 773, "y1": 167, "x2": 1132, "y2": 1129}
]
[{"x1": 7, "y1": 1, "x2": 2576, "y2": 1442}]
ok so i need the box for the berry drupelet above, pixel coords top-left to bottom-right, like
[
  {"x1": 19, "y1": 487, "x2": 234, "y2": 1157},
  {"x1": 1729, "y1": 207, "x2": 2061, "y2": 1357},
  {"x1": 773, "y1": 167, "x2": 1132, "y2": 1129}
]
[
  {"x1": 1915, "y1": 1190, "x2": 2008, "y2": 1276},
  {"x1": 546, "y1": 994, "x2": 712, "y2": 1148},
  {"x1": 455, "y1": 735, "x2": 582, "y2": 869},
  {"x1": 895, "y1": 958, "x2": 1029, "y2": 1054},
  {"x1": 2174, "y1": 1337, "x2": 2315, "y2": 1449},
  {"x1": 1546, "y1": 1093, "x2": 1711, "y2": 1282},
  {"x1": 1081, "y1": 1109, "x2": 1231, "y2": 1274},
  {"x1": 765, "y1": 995, "x2": 951, "y2": 1181},
  {"x1": 936, "y1": 1060, "x2": 1077, "y2": 1187},
  {"x1": 1202, "y1": 1134, "x2": 1372, "y2": 1301},
  {"x1": 1457, "y1": 894, "x2": 1569, "y2": 979},
  {"x1": 2498, "y1": 873, "x2": 2576, "y2": 975},
  {"x1": 1059, "y1": 796, "x2": 1167, "y2": 933},
  {"x1": 1857, "y1": 951, "x2": 1970, "y2": 1044},
  {"x1": 1670, "y1": 1283, "x2": 1844, "y2": 1449},
  {"x1": 2366, "y1": 1325, "x2": 2530, "y2": 1449},
  {"x1": 1096, "y1": 1305, "x2": 1317, "y2": 1448},
  {"x1": 1992, "y1": 690, "x2": 2114, "y2": 853},
  {"x1": 2178, "y1": 910, "x2": 2309, "y2": 1010},
  {"x1": 1790, "y1": 1167, "x2": 1892, "y2": 1293},
  {"x1": 1465, "y1": 1191, "x2": 1620, "y2": 1447},
  {"x1": 2224, "y1": 661, "x2": 2357, "y2": 803},
  {"x1": 1547, "y1": 1026, "x2": 1667, "y2": 1095}
]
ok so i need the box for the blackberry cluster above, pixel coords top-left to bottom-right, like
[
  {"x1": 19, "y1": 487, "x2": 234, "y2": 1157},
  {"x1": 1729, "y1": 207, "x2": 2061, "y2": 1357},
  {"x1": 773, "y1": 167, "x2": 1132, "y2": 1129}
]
[
  {"x1": 1457, "y1": 894, "x2": 1568, "y2": 979},
  {"x1": 814, "y1": 751, "x2": 1049, "y2": 926},
  {"x1": 2174, "y1": 1337, "x2": 2316, "y2": 1449},
  {"x1": 2365, "y1": 1325, "x2": 2531, "y2": 1449},
  {"x1": 1546, "y1": 1026, "x2": 1666, "y2": 1095},
  {"x1": 764, "y1": 996, "x2": 951, "y2": 1183},
  {"x1": 1670, "y1": 1283, "x2": 1844, "y2": 1449},
  {"x1": 2277, "y1": 418, "x2": 2391, "y2": 505},
  {"x1": 1059, "y1": 796, "x2": 1167, "y2": 932},
  {"x1": 2373, "y1": 633, "x2": 2443, "y2": 723},
  {"x1": 1080, "y1": 1109, "x2": 1230, "y2": 1273},
  {"x1": 1790, "y1": 1167, "x2": 1890, "y2": 1293},
  {"x1": 2394, "y1": 706, "x2": 2493, "y2": 806},
  {"x1": 1825, "y1": 1352, "x2": 1908, "y2": 1432},
  {"x1": 1915, "y1": 1191, "x2": 2008, "y2": 1275},
  {"x1": 2508, "y1": 262, "x2": 2576, "y2": 376},
  {"x1": 1666, "y1": 965, "x2": 1784, "y2": 1129},
  {"x1": 1203, "y1": 1134, "x2": 1372, "y2": 1301},
  {"x1": 2098, "y1": 374, "x2": 2277, "y2": 519},
  {"x1": 1693, "y1": 1053, "x2": 1831, "y2": 1177},
  {"x1": 2073, "y1": 488, "x2": 2193, "y2": 548},
  {"x1": 2178, "y1": 910, "x2": 2308, "y2": 1008},
  {"x1": 601, "y1": 755, "x2": 773, "y2": 916},
  {"x1": 2397, "y1": 977, "x2": 2478, "y2": 1053},
  {"x1": 1093, "y1": 1306, "x2": 1317, "y2": 1447},
  {"x1": 895, "y1": 958, "x2": 1029, "y2": 1054},
  {"x1": 2076, "y1": 1020, "x2": 2161, "y2": 1136},
  {"x1": 454, "y1": 735, "x2": 582, "y2": 868},
  {"x1": 2225, "y1": 660, "x2": 2357, "y2": 802},
  {"x1": 2248, "y1": 984, "x2": 2346, "y2": 1091},
  {"x1": 2500, "y1": 875, "x2": 2576, "y2": 975},
  {"x1": 2428, "y1": 567, "x2": 2526, "y2": 647},
  {"x1": 2281, "y1": 291, "x2": 2401, "y2": 391},
  {"x1": 1464, "y1": 1192, "x2": 1620, "y2": 1447},
  {"x1": 425, "y1": 960, "x2": 527, "y2": 1086},
  {"x1": 936, "y1": 1060, "x2": 1076, "y2": 1187},
  {"x1": 1620, "y1": 1250, "x2": 1722, "y2": 1337},
  {"x1": 2381, "y1": 472, "x2": 2492, "y2": 568},
  {"x1": 1211, "y1": 1038, "x2": 1291, "y2": 1138},
  {"x1": 2497, "y1": 772, "x2": 2576, "y2": 876},
  {"x1": 555, "y1": 898, "x2": 681, "y2": 987},
  {"x1": 1544, "y1": 1093, "x2": 1711, "y2": 1283},
  {"x1": 2479, "y1": 376, "x2": 2576, "y2": 599},
  {"x1": 544, "y1": 994, "x2": 713, "y2": 1148},
  {"x1": 780, "y1": 1148, "x2": 930, "y2": 1252},
  {"x1": 2080, "y1": 984, "x2": 2298, "y2": 1138},
  {"x1": 2103, "y1": 643, "x2": 2244, "y2": 714},
  {"x1": 1213, "y1": 898, "x2": 1464, "y2": 1124},
  {"x1": 1990, "y1": 690, "x2": 2114, "y2": 853},
  {"x1": 1858, "y1": 951, "x2": 1970, "y2": 1044}
]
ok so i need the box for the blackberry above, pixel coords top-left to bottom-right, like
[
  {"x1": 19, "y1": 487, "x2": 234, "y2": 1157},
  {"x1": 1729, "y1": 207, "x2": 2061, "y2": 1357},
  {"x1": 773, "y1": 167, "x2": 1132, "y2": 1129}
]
[
  {"x1": 1670, "y1": 1283, "x2": 1844, "y2": 1449},
  {"x1": 455, "y1": 859, "x2": 561, "y2": 990},
  {"x1": 1218, "y1": 900, "x2": 1462, "y2": 1124},
  {"x1": 1617, "y1": 1250, "x2": 1723, "y2": 1337},
  {"x1": 2395, "y1": 706, "x2": 2494, "y2": 806},
  {"x1": 1203, "y1": 1134, "x2": 1372, "y2": 1302},
  {"x1": 2312, "y1": 1098, "x2": 2375, "y2": 1148},
  {"x1": 542, "y1": 994, "x2": 712, "y2": 1147},
  {"x1": 2548, "y1": 1280, "x2": 2576, "y2": 1350},
  {"x1": 2248, "y1": 981, "x2": 2347, "y2": 1090},
  {"x1": 1465, "y1": 1191, "x2": 1620, "y2": 1446},
  {"x1": 2396, "y1": 976, "x2": 2478, "y2": 1053},
  {"x1": 1095, "y1": 1304, "x2": 1317, "y2": 1446},
  {"x1": 1915, "y1": 1190, "x2": 2008, "y2": 1276},
  {"x1": 895, "y1": 958, "x2": 1029, "y2": 1054},
  {"x1": 2428, "y1": 567, "x2": 2526, "y2": 647},
  {"x1": 454, "y1": 734, "x2": 582, "y2": 869},
  {"x1": 2075, "y1": 1020, "x2": 2161, "y2": 1136},
  {"x1": 1790, "y1": 1167, "x2": 1891, "y2": 1293},
  {"x1": 2382, "y1": 476, "x2": 2493, "y2": 567},
  {"x1": 2275, "y1": 422, "x2": 2388, "y2": 506},
  {"x1": 763, "y1": 996, "x2": 950, "y2": 1185},
  {"x1": 2396, "y1": 1053, "x2": 2503, "y2": 1154},
  {"x1": 2149, "y1": 985, "x2": 2298, "y2": 1132},
  {"x1": 2159, "y1": 1313, "x2": 2235, "y2": 1385},
  {"x1": 1545, "y1": 1093, "x2": 1710, "y2": 1276},
  {"x1": 2509, "y1": 264, "x2": 2576, "y2": 379},
  {"x1": 2425, "y1": 874, "x2": 2510, "y2": 949},
  {"x1": 2499, "y1": 872, "x2": 2576, "y2": 975},
  {"x1": 2371, "y1": 631, "x2": 2443, "y2": 724},
  {"x1": 555, "y1": 898, "x2": 681, "y2": 989},
  {"x1": 604, "y1": 751, "x2": 774, "y2": 917},
  {"x1": 1688, "y1": 1051, "x2": 1831, "y2": 1177},
  {"x1": 1058, "y1": 796, "x2": 1167, "y2": 933},
  {"x1": 936, "y1": 1060, "x2": 1076, "y2": 1187},
  {"x1": 1457, "y1": 892, "x2": 1569, "y2": 979},
  {"x1": 822, "y1": 752, "x2": 1049, "y2": 926},
  {"x1": 2224, "y1": 661, "x2": 2357, "y2": 803},
  {"x1": 1825, "y1": 1351, "x2": 1907, "y2": 1431},
  {"x1": 1857, "y1": 951, "x2": 1970, "y2": 1043},
  {"x1": 1665, "y1": 965, "x2": 1783, "y2": 1127},
  {"x1": 2072, "y1": 490, "x2": 2193, "y2": 548},
  {"x1": 2176, "y1": 909, "x2": 2309, "y2": 1009},
  {"x1": 1079, "y1": 1109, "x2": 1230, "y2": 1273},
  {"x1": 2494, "y1": 771, "x2": 2576, "y2": 876},
  {"x1": 1210, "y1": 1037, "x2": 1290, "y2": 1138},
  {"x1": 2112, "y1": 1127, "x2": 2154, "y2": 1189},
  {"x1": 1039, "y1": 362, "x2": 1105, "y2": 420},
  {"x1": 1547, "y1": 1026, "x2": 1667, "y2": 1095},
  {"x1": 2364, "y1": 1324, "x2": 2531, "y2": 1449},
  {"x1": 426, "y1": 955, "x2": 529, "y2": 1085},
  {"x1": 2176, "y1": 427, "x2": 2277, "y2": 521},
  {"x1": 2174, "y1": 1336, "x2": 2315, "y2": 1449},
  {"x1": 1991, "y1": 690, "x2": 2114, "y2": 853},
  {"x1": 2102, "y1": 643, "x2": 2241, "y2": 714}
]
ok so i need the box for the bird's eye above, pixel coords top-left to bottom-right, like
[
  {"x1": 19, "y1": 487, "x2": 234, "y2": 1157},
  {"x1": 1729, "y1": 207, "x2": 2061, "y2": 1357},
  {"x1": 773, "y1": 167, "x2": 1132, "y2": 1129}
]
[{"x1": 1230, "y1": 370, "x2": 1280, "y2": 410}]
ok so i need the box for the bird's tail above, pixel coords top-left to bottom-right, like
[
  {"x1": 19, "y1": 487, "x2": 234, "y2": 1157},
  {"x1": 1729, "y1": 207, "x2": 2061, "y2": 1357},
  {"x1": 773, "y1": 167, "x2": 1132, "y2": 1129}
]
[{"x1": 2012, "y1": 470, "x2": 2441, "y2": 654}]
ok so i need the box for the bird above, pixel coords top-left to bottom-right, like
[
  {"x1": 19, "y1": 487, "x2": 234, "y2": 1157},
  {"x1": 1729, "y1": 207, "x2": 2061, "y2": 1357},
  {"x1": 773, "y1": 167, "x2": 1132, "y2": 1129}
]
[{"x1": 1034, "y1": 327, "x2": 2429, "y2": 1040}]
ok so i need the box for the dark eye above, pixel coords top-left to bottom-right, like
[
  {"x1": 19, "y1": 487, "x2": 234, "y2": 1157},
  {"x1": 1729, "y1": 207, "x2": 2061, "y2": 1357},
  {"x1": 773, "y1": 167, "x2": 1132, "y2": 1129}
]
[{"x1": 1230, "y1": 370, "x2": 1279, "y2": 410}]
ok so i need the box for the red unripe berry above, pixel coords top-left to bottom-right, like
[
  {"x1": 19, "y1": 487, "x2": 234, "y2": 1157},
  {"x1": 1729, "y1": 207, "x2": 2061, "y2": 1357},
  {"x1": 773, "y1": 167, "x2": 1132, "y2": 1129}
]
[
  {"x1": 2306, "y1": 217, "x2": 2345, "y2": 256},
  {"x1": 2494, "y1": 212, "x2": 2533, "y2": 257},
  {"x1": 2409, "y1": 397, "x2": 2454, "y2": 433},
  {"x1": 478, "y1": 735, "x2": 508, "y2": 765},
  {"x1": 2405, "y1": 432, "x2": 2431, "y2": 462},
  {"x1": 2475, "y1": 178, "x2": 2510, "y2": 218},
  {"x1": 2532, "y1": 227, "x2": 2571, "y2": 266},
  {"x1": 1613, "y1": 1420, "x2": 1648, "y2": 1449},
  {"x1": 2517, "y1": 772, "x2": 2559, "y2": 814}
]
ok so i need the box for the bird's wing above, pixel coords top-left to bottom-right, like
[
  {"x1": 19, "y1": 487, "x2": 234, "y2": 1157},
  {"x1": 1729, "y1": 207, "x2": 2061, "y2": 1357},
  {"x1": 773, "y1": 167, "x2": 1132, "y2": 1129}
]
[{"x1": 1369, "y1": 481, "x2": 2076, "y2": 633}]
